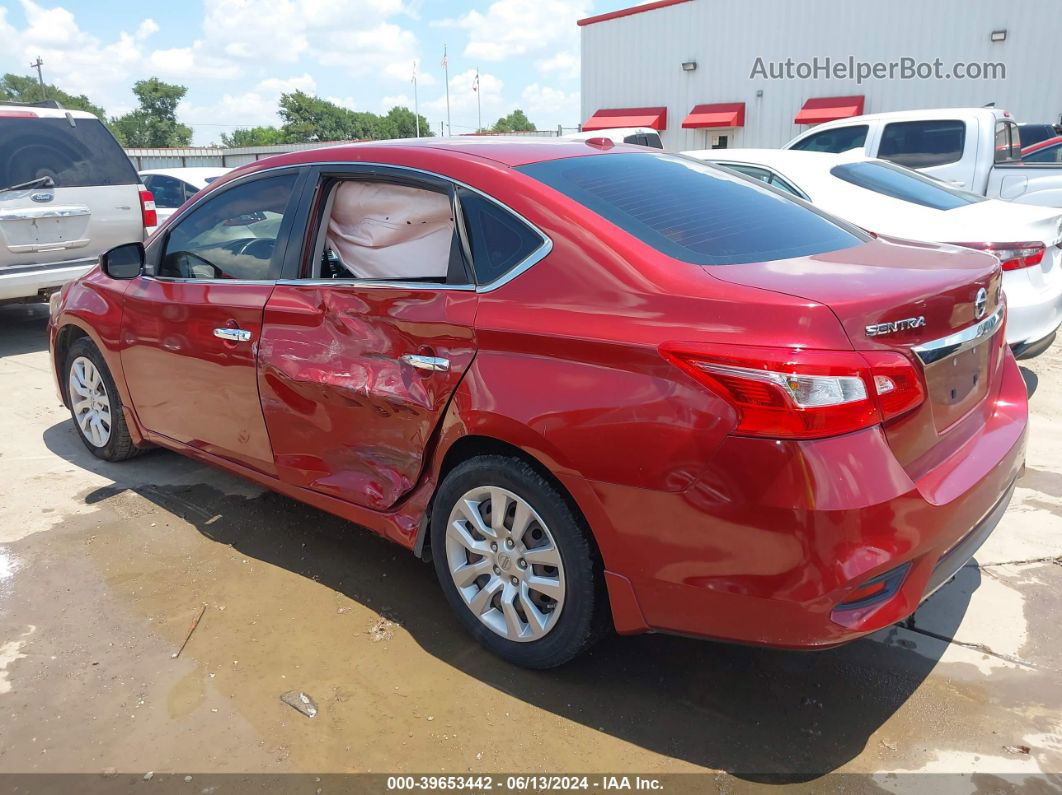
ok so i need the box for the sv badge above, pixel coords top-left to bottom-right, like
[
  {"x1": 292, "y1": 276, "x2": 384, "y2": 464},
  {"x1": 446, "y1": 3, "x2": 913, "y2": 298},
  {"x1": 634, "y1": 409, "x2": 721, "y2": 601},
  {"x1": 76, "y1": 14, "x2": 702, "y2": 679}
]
[{"x1": 865, "y1": 316, "x2": 927, "y2": 337}]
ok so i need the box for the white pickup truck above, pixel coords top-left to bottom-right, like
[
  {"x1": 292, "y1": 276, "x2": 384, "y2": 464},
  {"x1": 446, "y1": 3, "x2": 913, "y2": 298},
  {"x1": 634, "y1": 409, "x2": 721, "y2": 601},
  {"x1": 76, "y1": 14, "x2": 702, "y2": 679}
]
[{"x1": 784, "y1": 107, "x2": 1062, "y2": 208}]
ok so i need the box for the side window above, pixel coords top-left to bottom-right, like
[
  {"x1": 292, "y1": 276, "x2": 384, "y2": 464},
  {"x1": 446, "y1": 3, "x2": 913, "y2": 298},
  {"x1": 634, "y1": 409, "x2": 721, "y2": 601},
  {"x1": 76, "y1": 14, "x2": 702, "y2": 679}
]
[
  {"x1": 768, "y1": 174, "x2": 803, "y2": 198},
  {"x1": 317, "y1": 179, "x2": 461, "y2": 284},
  {"x1": 146, "y1": 175, "x2": 186, "y2": 209},
  {"x1": 159, "y1": 172, "x2": 296, "y2": 280},
  {"x1": 642, "y1": 132, "x2": 664, "y2": 149},
  {"x1": 179, "y1": 180, "x2": 200, "y2": 202},
  {"x1": 723, "y1": 164, "x2": 773, "y2": 184},
  {"x1": 879, "y1": 120, "x2": 965, "y2": 168},
  {"x1": 457, "y1": 188, "x2": 545, "y2": 285},
  {"x1": 790, "y1": 125, "x2": 868, "y2": 153},
  {"x1": 1024, "y1": 144, "x2": 1062, "y2": 164}
]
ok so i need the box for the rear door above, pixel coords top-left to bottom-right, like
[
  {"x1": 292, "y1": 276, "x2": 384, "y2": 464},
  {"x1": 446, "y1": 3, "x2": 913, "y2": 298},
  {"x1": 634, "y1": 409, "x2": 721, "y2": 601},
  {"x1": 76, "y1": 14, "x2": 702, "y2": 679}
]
[
  {"x1": 0, "y1": 112, "x2": 142, "y2": 270},
  {"x1": 258, "y1": 165, "x2": 480, "y2": 511},
  {"x1": 121, "y1": 168, "x2": 306, "y2": 475}
]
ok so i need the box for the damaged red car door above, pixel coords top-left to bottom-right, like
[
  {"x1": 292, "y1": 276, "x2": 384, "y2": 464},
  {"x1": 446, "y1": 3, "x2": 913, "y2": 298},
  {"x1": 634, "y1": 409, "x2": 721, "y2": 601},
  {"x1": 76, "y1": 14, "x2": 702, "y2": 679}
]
[{"x1": 257, "y1": 166, "x2": 477, "y2": 511}]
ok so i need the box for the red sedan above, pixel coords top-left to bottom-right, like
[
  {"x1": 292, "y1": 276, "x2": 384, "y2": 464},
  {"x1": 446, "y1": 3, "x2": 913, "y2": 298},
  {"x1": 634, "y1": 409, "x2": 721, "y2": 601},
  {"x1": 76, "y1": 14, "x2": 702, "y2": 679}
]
[
  {"x1": 1021, "y1": 135, "x2": 1062, "y2": 163},
  {"x1": 48, "y1": 139, "x2": 1027, "y2": 668}
]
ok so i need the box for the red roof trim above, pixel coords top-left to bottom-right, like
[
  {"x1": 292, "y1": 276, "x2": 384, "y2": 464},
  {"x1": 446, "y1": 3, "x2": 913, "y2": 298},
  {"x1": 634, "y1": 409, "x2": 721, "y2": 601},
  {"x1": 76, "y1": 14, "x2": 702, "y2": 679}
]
[
  {"x1": 583, "y1": 106, "x2": 668, "y2": 131},
  {"x1": 794, "y1": 95, "x2": 865, "y2": 125},
  {"x1": 578, "y1": 0, "x2": 693, "y2": 27},
  {"x1": 682, "y1": 102, "x2": 745, "y2": 129}
]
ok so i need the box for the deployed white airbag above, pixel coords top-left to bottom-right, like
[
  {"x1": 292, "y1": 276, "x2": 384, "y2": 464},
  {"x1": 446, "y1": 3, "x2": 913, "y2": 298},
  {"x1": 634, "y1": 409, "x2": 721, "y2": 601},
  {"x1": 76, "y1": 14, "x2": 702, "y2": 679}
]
[{"x1": 326, "y1": 181, "x2": 453, "y2": 279}]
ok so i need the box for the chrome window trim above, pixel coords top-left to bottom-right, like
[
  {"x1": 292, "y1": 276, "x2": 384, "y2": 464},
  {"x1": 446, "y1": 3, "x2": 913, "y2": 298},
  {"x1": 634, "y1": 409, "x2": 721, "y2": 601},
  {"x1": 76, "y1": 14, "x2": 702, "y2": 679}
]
[
  {"x1": 141, "y1": 274, "x2": 277, "y2": 286},
  {"x1": 276, "y1": 278, "x2": 475, "y2": 292},
  {"x1": 911, "y1": 305, "x2": 1005, "y2": 365},
  {"x1": 169, "y1": 159, "x2": 553, "y2": 293}
]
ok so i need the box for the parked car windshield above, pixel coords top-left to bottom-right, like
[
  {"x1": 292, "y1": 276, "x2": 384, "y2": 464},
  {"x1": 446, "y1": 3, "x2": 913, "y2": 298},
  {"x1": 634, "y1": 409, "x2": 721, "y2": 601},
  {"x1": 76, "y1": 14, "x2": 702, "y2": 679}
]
[
  {"x1": 517, "y1": 153, "x2": 865, "y2": 265},
  {"x1": 0, "y1": 117, "x2": 138, "y2": 188},
  {"x1": 830, "y1": 161, "x2": 986, "y2": 211}
]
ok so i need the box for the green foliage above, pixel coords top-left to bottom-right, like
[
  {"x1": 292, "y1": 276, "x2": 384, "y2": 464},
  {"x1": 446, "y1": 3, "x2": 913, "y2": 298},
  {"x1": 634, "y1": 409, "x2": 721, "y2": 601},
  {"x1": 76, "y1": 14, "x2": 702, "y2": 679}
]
[
  {"x1": 219, "y1": 126, "x2": 286, "y2": 147},
  {"x1": 0, "y1": 73, "x2": 107, "y2": 119},
  {"x1": 221, "y1": 94, "x2": 433, "y2": 147},
  {"x1": 491, "y1": 109, "x2": 536, "y2": 133},
  {"x1": 110, "y1": 78, "x2": 193, "y2": 147}
]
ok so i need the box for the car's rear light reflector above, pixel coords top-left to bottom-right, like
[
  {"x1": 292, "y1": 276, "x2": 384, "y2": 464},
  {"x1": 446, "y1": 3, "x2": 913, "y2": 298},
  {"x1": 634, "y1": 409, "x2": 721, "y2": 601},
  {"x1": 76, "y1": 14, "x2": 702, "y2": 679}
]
[
  {"x1": 835, "y1": 563, "x2": 912, "y2": 610},
  {"x1": 660, "y1": 342, "x2": 925, "y2": 439},
  {"x1": 139, "y1": 188, "x2": 157, "y2": 229},
  {"x1": 951, "y1": 241, "x2": 1045, "y2": 271}
]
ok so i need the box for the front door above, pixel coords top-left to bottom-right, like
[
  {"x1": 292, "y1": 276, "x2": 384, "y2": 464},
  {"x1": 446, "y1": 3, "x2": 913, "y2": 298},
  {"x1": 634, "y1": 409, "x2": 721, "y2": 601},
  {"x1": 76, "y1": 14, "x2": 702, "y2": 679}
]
[
  {"x1": 257, "y1": 167, "x2": 478, "y2": 511},
  {"x1": 121, "y1": 170, "x2": 304, "y2": 475}
]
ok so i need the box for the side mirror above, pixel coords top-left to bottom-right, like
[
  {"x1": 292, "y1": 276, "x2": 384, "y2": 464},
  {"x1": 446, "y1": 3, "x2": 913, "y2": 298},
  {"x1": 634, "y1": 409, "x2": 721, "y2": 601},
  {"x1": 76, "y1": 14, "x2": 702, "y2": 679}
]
[{"x1": 100, "y1": 242, "x2": 144, "y2": 280}]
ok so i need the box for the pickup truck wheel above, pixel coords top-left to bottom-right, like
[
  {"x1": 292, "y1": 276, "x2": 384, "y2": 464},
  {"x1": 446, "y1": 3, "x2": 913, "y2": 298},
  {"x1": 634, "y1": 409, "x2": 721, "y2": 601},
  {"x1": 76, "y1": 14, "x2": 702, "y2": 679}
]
[
  {"x1": 431, "y1": 455, "x2": 606, "y2": 668},
  {"x1": 65, "y1": 337, "x2": 143, "y2": 462}
]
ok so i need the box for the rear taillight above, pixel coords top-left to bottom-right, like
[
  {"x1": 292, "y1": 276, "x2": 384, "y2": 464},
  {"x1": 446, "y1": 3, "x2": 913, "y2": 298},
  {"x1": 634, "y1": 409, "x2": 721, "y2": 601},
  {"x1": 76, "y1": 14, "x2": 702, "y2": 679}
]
[
  {"x1": 661, "y1": 343, "x2": 925, "y2": 439},
  {"x1": 139, "y1": 188, "x2": 157, "y2": 229},
  {"x1": 0, "y1": 110, "x2": 38, "y2": 118},
  {"x1": 951, "y1": 241, "x2": 1045, "y2": 271}
]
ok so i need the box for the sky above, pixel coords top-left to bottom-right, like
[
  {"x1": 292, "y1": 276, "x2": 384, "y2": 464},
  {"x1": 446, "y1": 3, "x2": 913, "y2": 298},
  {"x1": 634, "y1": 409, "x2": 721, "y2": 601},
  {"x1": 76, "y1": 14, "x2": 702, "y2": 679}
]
[{"x1": 0, "y1": 0, "x2": 638, "y2": 144}]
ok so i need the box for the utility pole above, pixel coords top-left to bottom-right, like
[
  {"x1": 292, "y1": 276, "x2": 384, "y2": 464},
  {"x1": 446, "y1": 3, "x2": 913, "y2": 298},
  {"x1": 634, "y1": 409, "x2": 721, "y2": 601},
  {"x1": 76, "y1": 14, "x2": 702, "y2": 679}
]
[{"x1": 30, "y1": 57, "x2": 45, "y2": 99}]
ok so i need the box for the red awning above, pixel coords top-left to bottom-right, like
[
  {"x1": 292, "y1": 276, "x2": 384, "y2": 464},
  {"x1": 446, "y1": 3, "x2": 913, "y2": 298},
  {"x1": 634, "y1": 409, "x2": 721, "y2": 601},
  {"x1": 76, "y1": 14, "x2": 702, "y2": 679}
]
[
  {"x1": 582, "y1": 106, "x2": 667, "y2": 131},
  {"x1": 682, "y1": 102, "x2": 746, "y2": 129},
  {"x1": 794, "y1": 95, "x2": 865, "y2": 125}
]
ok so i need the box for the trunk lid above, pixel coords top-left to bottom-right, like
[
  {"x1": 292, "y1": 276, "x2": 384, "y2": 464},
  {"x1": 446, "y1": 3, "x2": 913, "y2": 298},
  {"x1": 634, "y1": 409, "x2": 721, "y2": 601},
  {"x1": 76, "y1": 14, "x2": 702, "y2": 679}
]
[{"x1": 705, "y1": 237, "x2": 1006, "y2": 471}]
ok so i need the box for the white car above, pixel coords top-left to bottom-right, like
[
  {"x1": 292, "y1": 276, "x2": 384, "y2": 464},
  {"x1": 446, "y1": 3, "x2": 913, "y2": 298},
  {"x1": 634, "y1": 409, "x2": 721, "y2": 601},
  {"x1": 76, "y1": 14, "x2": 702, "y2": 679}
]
[
  {"x1": 561, "y1": 127, "x2": 663, "y2": 149},
  {"x1": 683, "y1": 148, "x2": 1062, "y2": 358},
  {"x1": 139, "y1": 167, "x2": 230, "y2": 224},
  {"x1": 1, "y1": 103, "x2": 151, "y2": 305}
]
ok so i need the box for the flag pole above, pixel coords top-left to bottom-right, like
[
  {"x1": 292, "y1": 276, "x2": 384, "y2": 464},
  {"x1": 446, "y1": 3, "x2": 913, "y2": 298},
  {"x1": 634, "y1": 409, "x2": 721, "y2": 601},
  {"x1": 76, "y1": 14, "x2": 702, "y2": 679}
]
[
  {"x1": 412, "y1": 60, "x2": 420, "y2": 138},
  {"x1": 443, "y1": 44, "x2": 451, "y2": 136},
  {"x1": 476, "y1": 68, "x2": 481, "y2": 132}
]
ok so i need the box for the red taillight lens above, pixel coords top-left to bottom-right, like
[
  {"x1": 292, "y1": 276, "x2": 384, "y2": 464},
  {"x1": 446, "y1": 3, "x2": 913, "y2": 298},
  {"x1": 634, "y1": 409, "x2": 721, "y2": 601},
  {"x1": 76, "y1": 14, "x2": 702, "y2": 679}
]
[
  {"x1": 139, "y1": 188, "x2": 157, "y2": 229},
  {"x1": 950, "y1": 241, "x2": 1045, "y2": 271},
  {"x1": 661, "y1": 343, "x2": 925, "y2": 439}
]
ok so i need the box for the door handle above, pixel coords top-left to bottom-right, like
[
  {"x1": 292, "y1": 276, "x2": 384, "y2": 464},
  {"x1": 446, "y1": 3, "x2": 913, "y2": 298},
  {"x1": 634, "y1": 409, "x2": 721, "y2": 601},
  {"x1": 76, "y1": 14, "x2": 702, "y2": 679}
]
[
  {"x1": 401, "y1": 354, "x2": 450, "y2": 372},
  {"x1": 213, "y1": 328, "x2": 252, "y2": 342}
]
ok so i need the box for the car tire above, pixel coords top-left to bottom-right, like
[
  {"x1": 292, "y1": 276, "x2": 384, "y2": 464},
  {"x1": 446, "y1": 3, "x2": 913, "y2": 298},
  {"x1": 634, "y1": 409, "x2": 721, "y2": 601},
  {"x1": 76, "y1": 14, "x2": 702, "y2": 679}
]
[
  {"x1": 65, "y1": 337, "x2": 144, "y2": 462},
  {"x1": 430, "y1": 454, "x2": 607, "y2": 668}
]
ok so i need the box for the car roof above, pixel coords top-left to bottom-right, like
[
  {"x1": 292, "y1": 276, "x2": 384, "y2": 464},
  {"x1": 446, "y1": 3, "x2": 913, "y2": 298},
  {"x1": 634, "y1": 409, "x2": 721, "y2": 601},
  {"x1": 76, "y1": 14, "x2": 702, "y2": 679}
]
[
  {"x1": 807, "y1": 107, "x2": 1010, "y2": 126},
  {"x1": 139, "y1": 167, "x2": 231, "y2": 179},
  {"x1": 236, "y1": 136, "x2": 651, "y2": 171},
  {"x1": 0, "y1": 104, "x2": 99, "y2": 120},
  {"x1": 685, "y1": 148, "x2": 843, "y2": 173},
  {"x1": 562, "y1": 128, "x2": 658, "y2": 140}
]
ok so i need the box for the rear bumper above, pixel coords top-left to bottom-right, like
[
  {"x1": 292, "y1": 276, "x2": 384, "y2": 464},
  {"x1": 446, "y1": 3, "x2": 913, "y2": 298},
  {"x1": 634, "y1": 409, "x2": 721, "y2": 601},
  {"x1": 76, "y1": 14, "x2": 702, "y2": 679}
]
[
  {"x1": 594, "y1": 351, "x2": 1028, "y2": 648},
  {"x1": 0, "y1": 259, "x2": 96, "y2": 302},
  {"x1": 1004, "y1": 265, "x2": 1062, "y2": 350}
]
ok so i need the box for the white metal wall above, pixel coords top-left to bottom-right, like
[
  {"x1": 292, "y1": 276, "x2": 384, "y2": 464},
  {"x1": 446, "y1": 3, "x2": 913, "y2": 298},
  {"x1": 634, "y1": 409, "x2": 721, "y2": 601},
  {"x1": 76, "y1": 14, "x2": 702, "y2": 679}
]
[{"x1": 581, "y1": 0, "x2": 1062, "y2": 151}]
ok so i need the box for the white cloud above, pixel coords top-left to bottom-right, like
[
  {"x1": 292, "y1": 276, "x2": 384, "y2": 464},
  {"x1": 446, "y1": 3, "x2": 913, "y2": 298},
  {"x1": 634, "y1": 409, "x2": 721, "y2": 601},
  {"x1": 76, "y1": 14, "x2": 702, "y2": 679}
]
[
  {"x1": 536, "y1": 50, "x2": 579, "y2": 81},
  {"x1": 180, "y1": 74, "x2": 319, "y2": 144},
  {"x1": 520, "y1": 83, "x2": 578, "y2": 128},
  {"x1": 147, "y1": 43, "x2": 243, "y2": 80},
  {"x1": 447, "y1": 0, "x2": 591, "y2": 62}
]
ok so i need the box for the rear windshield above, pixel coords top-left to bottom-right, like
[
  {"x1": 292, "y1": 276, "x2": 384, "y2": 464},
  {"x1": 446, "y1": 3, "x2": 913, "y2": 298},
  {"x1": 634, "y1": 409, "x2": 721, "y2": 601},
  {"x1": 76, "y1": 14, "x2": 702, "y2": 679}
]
[
  {"x1": 830, "y1": 161, "x2": 986, "y2": 211},
  {"x1": 0, "y1": 116, "x2": 138, "y2": 188},
  {"x1": 516, "y1": 153, "x2": 864, "y2": 265}
]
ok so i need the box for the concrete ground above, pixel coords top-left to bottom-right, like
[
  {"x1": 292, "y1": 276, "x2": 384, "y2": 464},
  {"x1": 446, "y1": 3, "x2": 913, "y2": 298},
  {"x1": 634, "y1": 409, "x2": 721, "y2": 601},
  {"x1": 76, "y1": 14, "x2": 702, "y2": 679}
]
[{"x1": 0, "y1": 302, "x2": 1060, "y2": 787}]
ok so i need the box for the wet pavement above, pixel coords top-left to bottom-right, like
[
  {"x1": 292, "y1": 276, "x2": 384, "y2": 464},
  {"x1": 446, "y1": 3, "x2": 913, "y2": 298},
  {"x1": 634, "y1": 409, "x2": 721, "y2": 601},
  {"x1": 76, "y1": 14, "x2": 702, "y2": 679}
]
[{"x1": 0, "y1": 303, "x2": 1060, "y2": 786}]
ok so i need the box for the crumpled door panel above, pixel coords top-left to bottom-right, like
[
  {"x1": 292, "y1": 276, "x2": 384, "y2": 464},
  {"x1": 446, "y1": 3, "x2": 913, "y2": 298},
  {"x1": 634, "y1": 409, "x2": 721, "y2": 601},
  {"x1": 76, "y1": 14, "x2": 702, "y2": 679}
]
[{"x1": 258, "y1": 284, "x2": 477, "y2": 511}]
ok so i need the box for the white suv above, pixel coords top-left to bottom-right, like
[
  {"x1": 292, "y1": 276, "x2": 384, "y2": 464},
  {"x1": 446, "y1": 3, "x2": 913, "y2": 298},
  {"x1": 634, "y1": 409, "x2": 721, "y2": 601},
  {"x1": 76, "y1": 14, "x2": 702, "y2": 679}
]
[{"x1": 0, "y1": 103, "x2": 153, "y2": 305}]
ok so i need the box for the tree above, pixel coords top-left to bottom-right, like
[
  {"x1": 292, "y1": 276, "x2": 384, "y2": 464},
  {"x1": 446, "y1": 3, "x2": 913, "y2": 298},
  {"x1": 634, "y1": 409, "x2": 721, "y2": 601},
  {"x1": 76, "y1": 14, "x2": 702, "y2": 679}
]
[
  {"x1": 491, "y1": 109, "x2": 536, "y2": 133},
  {"x1": 110, "y1": 78, "x2": 193, "y2": 147},
  {"x1": 0, "y1": 73, "x2": 106, "y2": 118},
  {"x1": 220, "y1": 126, "x2": 285, "y2": 147},
  {"x1": 278, "y1": 91, "x2": 359, "y2": 143},
  {"x1": 380, "y1": 106, "x2": 434, "y2": 139}
]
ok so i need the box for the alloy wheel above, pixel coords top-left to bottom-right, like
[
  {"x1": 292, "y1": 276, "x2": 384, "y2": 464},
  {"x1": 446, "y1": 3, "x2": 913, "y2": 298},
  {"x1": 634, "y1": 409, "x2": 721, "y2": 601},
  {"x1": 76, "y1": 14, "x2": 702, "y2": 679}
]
[
  {"x1": 69, "y1": 356, "x2": 111, "y2": 448},
  {"x1": 445, "y1": 486, "x2": 566, "y2": 642}
]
